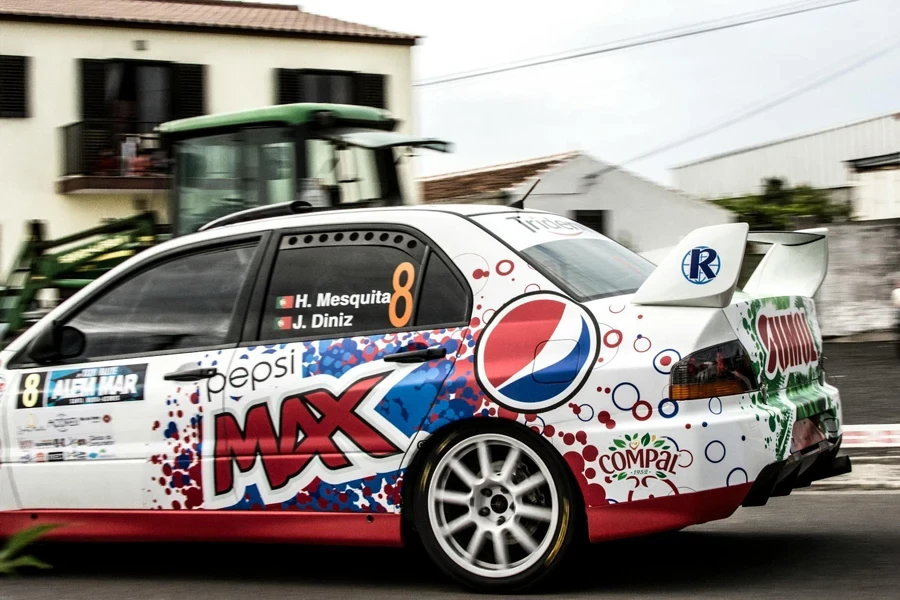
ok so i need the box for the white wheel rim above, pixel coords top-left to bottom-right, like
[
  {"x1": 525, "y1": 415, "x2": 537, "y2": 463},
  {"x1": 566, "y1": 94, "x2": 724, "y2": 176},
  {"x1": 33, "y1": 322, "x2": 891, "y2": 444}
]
[{"x1": 426, "y1": 433, "x2": 560, "y2": 579}]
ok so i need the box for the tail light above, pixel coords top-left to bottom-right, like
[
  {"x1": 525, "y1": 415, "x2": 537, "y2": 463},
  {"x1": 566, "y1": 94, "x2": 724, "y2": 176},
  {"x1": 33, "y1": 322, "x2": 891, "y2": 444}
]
[{"x1": 669, "y1": 340, "x2": 757, "y2": 401}]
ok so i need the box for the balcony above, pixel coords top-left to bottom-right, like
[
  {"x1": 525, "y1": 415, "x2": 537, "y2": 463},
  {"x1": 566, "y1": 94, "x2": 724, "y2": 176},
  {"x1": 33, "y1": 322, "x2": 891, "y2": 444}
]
[{"x1": 58, "y1": 120, "x2": 171, "y2": 195}]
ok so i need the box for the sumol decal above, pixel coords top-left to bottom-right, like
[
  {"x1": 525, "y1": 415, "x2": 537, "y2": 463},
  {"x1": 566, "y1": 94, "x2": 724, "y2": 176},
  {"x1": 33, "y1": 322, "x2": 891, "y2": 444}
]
[{"x1": 758, "y1": 311, "x2": 818, "y2": 376}]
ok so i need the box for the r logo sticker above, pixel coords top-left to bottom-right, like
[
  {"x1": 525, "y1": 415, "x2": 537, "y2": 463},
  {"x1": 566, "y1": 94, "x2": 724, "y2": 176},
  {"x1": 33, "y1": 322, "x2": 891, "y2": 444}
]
[{"x1": 682, "y1": 246, "x2": 720, "y2": 285}]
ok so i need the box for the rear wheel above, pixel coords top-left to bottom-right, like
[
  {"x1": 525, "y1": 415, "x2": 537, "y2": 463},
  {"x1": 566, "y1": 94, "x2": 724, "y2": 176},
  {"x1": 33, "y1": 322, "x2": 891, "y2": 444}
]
[{"x1": 414, "y1": 424, "x2": 576, "y2": 592}]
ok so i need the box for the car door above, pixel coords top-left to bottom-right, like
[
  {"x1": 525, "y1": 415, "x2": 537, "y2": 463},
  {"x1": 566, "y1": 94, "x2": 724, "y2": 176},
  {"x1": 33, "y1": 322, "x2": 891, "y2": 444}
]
[
  {"x1": 205, "y1": 224, "x2": 472, "y2": 512},
  {"x1": 3, "y1": 235, "x2": 266, "y2": 510}
]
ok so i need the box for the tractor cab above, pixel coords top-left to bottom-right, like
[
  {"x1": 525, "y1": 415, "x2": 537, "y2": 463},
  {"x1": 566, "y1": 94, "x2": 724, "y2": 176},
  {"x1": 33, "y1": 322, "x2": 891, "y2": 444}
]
[{"x1": 160, "y1": 103, "x2": 451, "y2": 235}]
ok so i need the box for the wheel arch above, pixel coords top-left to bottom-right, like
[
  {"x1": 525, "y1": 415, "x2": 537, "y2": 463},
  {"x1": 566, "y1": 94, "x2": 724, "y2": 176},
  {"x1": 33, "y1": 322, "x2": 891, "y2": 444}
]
[{"x1": 399, "y1": 416, "x2": 587, "y2": 544}]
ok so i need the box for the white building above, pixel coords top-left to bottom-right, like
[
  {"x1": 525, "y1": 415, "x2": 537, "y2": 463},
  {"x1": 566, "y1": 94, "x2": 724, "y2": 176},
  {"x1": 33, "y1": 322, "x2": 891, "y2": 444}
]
[
  {"x1": 672, "y1": 112, "x2": 900, "y2": 209},
  {"x1": 420, "y1": 152, "x2": 734, "y2": 253},
  {"x1": 847, "y1": 152, "x2": 900, "y2": 221},
  {"x1": 0, "y1": 0, "x2": 416, "y2": 274}
]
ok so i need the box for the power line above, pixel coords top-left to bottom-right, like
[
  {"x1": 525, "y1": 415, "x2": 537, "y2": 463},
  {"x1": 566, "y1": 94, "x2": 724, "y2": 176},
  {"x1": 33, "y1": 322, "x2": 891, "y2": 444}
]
[
  {"x1": 603, "y1": 34, "x2": 900, "y2": 175},
  {"x1": 414, "y1": 0, "x2": 861, "y2": 87}
]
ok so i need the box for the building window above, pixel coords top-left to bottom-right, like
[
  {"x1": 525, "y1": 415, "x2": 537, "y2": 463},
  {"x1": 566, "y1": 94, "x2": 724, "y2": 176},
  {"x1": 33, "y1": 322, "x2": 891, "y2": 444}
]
[
  {"x1": 0, "y1": 55, "x2": 29, "y2": 119},
  {"x1": 65, "y1": 59, "x2": 206, "y2": 179},
  {"x1": 573, "y1": 210, "x2": 608, "y2": 235},
  {"x1": 80, "y1": 59, "x2": 206, "y2": 129},
  {"x1": 276, "y1": 69, "x2": 387, "y2": 109}
]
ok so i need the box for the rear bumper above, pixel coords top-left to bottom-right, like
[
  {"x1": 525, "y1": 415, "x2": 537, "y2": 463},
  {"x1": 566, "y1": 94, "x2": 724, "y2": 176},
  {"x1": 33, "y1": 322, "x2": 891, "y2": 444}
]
[
  {"x1": 586, "y1": 482, "x2": 752, "y2": 543},
  {"x1": 742, "y1": 436, "x2": 851, "y2": 507},
  {"x1": 585, "y1": 436, "x2": 851, "y2": 542}
]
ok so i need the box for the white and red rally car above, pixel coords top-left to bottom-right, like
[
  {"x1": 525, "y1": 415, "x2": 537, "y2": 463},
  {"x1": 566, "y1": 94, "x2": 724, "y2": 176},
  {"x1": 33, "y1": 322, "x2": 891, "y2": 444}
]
[{"x1": 0, "y1": 205, "x2": 849, "y2": 591}]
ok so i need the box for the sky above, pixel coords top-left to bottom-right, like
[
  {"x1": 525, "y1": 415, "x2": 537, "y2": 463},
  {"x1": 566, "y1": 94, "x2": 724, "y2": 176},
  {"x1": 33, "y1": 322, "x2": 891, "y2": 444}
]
[{"x1": 281, "y1": 0, "x2": 899, "y2": 186}]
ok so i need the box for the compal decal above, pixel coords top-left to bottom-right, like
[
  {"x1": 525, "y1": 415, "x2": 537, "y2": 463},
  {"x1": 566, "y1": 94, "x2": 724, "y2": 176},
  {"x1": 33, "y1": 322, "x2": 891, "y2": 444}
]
[
  {"x1": 682, "y1": 246, "x2": 720, "y2": 285},
  {"x1": 601, "y1": 433, "x2": 694, "y2": 500},
  {"x1": 0, "y1": 375, "x2": 6, "y2": 399},
  {"x1": 475, "y1": 292, "x2": 599, "y2": 413},
  {"x1": 758, "y1": 310, "x2": 818, "y2": 375},
  {"x1": 210, "y1": 363, "x2": 414, "y2": 506}
]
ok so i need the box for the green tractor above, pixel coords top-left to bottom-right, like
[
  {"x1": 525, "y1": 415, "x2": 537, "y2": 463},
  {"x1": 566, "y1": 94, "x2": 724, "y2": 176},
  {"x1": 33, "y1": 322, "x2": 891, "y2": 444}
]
[{"x1": 0, "y1": 103, "x2": 450, "y2": 345}]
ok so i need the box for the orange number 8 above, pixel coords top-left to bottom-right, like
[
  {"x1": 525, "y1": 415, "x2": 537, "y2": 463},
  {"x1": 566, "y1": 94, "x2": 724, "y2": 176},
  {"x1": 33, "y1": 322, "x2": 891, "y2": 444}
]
[{"x1": 390, "y1": 262, "x2": 415, "y2": 328}]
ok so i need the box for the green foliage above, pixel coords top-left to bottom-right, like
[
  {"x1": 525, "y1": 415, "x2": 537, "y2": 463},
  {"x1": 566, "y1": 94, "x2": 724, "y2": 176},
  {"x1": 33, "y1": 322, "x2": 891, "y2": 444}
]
[
  {"x1": 0, "y1": 524, "x2": 57, "y2": 575},
  {"x1": 712, "y1": 177, "x2": 851, "y2": 230}
]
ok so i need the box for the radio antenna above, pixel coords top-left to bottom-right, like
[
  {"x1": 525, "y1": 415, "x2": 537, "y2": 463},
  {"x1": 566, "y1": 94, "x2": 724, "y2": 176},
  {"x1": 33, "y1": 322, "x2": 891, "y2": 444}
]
[{"x1": 507, "y1": 178, "x2": 540, "y2": 209}]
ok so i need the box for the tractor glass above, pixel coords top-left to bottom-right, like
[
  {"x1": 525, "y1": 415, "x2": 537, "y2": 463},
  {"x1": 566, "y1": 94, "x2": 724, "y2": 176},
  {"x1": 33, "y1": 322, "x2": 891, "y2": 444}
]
[
  {"x1": 306, "y1": 139, "x2": 381, "y2": 205},
  {"x1": 174, "y1": 128, "x2": 296, "y2": 234}
]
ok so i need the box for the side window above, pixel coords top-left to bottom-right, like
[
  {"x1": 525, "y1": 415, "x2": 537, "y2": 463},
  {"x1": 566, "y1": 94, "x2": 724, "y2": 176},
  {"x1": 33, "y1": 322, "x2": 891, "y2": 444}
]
[
  {"x1": 417, "y1": 253, "x2": 469, "y2": 326},
  {"x1": 262, "y1": 230, "x2": 468, "y2": 340},
  {"x1": 67, "y1": 244, "x2": 257, "y2": 360}
]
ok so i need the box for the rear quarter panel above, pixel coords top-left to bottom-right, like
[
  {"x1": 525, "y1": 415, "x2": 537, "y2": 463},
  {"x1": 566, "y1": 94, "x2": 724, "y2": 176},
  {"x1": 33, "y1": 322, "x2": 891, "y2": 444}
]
[{"x1": 723, "y1": 296, "x2": 842, "y2": 462}]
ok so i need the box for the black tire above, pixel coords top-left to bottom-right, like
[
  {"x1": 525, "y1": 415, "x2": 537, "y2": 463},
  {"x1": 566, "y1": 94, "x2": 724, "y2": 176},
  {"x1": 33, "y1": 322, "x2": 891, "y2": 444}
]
[{"x1": 413, "y1": 421, "x2": 577, "y2": 592}]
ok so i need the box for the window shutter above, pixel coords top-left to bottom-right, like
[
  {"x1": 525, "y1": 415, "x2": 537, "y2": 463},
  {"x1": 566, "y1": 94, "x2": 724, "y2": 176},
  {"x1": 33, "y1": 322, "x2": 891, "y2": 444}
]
[
  {"x1": 172, "y1": 63, "x2": 206, "y2": 120},
  {"x1": 276, "y1": 68, "x2": 302, "y2": 104},
  {"x1": 0, "y1": 55, "x2": 29, "y2": 118},
  {"x1": 354, "y1": 73, "x2": 387, "y2": 109},
  {"x1": 79, "y1": 59, "x2": 107, "y2": 120}
]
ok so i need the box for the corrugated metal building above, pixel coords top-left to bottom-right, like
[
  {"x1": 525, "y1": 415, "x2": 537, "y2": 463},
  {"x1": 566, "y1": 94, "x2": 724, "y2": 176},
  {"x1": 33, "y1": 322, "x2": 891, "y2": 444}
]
[{"x1": 672, "y1": 112, "x2": 900, "y2": 202}]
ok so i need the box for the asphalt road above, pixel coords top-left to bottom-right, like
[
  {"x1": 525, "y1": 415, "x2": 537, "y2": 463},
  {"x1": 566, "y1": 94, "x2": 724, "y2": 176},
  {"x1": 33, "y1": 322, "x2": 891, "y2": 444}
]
[
  {"x1": 0, "y1": 492, "x2": 896, "y2": 599},
  {"x1": 824, "y1": 341, "x2": 900, "y2": 424}
]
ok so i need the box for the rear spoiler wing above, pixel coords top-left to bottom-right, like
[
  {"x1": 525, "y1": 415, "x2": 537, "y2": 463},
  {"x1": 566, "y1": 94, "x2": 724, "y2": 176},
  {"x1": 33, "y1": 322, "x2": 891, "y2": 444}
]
[
  {"x1": 632, "y1": 224, "x2": 828, "y2": 308},
  {"x1": 743, "y1": 228, "x2": 828, "y2": 299}
]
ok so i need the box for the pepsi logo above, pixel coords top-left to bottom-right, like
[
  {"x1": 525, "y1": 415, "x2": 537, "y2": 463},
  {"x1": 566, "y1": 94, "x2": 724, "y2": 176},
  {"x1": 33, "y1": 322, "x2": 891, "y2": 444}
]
[{"x1": 475, "y1": 293, "x2": 599, "y2": 413}]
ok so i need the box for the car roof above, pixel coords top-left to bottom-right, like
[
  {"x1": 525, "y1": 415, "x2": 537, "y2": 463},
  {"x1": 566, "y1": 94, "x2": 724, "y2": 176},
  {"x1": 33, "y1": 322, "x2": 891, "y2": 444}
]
[{"x1": 153, "y1": 204, "x2": 525, "y2": 256}]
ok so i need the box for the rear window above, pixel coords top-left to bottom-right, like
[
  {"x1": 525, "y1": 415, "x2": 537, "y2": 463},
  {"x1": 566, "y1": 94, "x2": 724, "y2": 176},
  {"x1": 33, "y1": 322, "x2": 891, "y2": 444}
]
[
  {"x1": 472, "y1": 211, "x2": 657, "y2": 301},
  {"x1": 523, "y1": 238, "x2": 656, "y2": 301}
]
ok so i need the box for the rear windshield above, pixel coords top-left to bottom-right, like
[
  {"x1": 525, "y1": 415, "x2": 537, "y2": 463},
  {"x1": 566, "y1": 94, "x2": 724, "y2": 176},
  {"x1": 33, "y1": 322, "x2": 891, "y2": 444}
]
[{"x1": 522, "y1": 238, "x2": 656, "y2": 301}]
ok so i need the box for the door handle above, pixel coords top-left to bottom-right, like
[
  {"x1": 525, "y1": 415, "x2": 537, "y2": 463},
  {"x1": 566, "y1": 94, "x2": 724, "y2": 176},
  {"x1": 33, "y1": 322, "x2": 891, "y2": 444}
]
[
  {"x1": 384, "y1": 347, "x2": 448, "y2": 364},
  {"x1": 163, "y1": 367, "x2": 218, "y2": 382}
]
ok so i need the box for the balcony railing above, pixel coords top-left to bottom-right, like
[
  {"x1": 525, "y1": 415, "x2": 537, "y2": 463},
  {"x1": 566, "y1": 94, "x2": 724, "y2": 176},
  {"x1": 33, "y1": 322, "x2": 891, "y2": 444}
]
[{"x1": 58, "y1": 120, "x2": 171, "y2": 194}]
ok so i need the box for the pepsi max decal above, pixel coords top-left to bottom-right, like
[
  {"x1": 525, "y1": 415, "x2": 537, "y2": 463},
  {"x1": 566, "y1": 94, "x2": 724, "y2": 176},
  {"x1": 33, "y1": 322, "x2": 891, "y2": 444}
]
[
  {"x1": 682, "y1": 246, "x2": 720, "y2": 285},
  {"x1": 475, "y1": 292, "x2": 599, "y2": 413}
]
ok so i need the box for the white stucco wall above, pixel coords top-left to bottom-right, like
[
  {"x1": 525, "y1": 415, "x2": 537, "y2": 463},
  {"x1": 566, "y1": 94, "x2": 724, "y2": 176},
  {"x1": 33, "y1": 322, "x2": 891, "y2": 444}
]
[
  {"x1": 0, "y1": 21, "x2": 413, "y2": 274},
  {"x1": 521, "y1": 155, "x2": 735, "y2": 252}
]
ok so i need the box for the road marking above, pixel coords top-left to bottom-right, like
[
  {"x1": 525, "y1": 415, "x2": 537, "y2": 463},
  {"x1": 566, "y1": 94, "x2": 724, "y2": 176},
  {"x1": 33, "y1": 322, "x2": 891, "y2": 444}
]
[
  {"x1": 842, "y1": 425, "x2": 900, "y2": 448},
  {"x1": 794, "y1": 489, "x2": 900, "y2": 495}
]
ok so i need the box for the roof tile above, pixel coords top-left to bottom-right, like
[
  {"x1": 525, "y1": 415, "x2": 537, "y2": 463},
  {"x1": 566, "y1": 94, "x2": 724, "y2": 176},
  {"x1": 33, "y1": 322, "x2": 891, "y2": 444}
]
[
  {"x1": 0, "y1": 0, "x2": 416, "y2": 43},
  {"x1": 419, "y1": 152, "x2": 580, "y2": 203}
]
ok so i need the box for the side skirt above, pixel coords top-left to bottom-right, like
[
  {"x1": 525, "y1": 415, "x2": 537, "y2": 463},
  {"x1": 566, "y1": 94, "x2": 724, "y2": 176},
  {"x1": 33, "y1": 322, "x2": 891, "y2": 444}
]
[{"x1": 0, "y1": 510, "x2": 403, "y2": 546}]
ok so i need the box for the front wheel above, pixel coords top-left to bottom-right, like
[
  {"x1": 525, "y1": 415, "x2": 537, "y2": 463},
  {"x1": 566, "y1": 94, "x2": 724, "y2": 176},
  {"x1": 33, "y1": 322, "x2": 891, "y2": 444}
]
[{"x1": 413, "y1": 424, "x2": 577, "y2": 592}]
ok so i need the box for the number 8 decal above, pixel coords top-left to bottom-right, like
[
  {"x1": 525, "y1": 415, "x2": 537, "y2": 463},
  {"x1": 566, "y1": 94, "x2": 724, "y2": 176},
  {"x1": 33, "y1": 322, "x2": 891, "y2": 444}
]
[
  {"x1": 21, "y1": 373, "x2": 42, "y2": 408},
  {"x1": 390, "y1": 262, "x2": 415, "y2": 328}
]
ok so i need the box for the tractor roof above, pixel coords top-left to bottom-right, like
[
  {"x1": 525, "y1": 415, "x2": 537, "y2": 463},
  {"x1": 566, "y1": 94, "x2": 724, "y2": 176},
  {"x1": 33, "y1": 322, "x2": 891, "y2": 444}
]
[{"x1": 159, "y1": 103, "x2": 393, "y2": 135}]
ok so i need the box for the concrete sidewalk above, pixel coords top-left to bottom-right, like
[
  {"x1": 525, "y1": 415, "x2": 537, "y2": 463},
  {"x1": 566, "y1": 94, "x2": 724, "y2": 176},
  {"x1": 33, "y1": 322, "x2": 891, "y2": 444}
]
[{"x1": 801, "y1": 453, "x2": 900, "y2": 492}]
